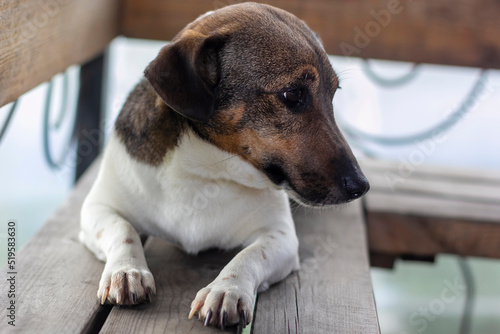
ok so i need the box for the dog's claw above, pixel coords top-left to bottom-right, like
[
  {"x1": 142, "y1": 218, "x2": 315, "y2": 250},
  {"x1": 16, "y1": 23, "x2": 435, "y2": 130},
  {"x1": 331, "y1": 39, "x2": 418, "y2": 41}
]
[
  {"x1": 101, "y1": 287, "x2": 109, "y2": 305},
  {"x1": 116, "y1": 292, "x2": 122, "y2": 305},
  {"x1": 146, "y1": 287, "x2": 154, "y2": 303},
  {"x1": 240, "y1": 309, "x2": 247, "y2": 327},
  {"x1": 131, "y1": 293, "x2": 138, "y2": 304},
  {"x1": 204, "y1": 310, "x2": 213, "y2": 326},
  {"x1": 189, "y1": 301, "x2": 202, "y2": 319},
  {"x1": 221, "y1": 310, "x2": 228, "y2": 330},
  {"x1": 191, "y1": 284, "x2": 254, "y2": 329},
  {"x1": 98, "y1": 267, "x2": 155, "y2": 306}
]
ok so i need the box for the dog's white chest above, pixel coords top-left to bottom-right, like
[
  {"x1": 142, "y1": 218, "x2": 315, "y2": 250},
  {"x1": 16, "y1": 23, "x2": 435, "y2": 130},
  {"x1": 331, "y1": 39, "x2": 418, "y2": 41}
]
[{"x1": 99, "y1": 130, "x2": 289, "y2": 254}]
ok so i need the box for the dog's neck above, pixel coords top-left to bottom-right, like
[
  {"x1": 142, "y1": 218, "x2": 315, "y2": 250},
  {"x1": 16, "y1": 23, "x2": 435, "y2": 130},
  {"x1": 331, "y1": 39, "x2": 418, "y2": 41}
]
[
  {"x1": 114, "y1": 79, "x2": 273, "y2": 190},
  {"x1": 166, "y1": 129, "x2": 273, "y2": 190}
]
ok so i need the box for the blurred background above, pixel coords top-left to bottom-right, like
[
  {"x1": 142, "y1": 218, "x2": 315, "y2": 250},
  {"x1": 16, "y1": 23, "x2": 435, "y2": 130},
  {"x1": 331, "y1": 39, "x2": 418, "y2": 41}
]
[{"x1": 1, "y1": 1, "x2": 500, "y2": 333}]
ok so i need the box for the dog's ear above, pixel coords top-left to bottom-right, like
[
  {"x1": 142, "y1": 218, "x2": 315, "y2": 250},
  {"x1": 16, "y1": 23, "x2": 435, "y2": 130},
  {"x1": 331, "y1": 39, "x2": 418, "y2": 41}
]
[{"x1": 144, "y1": 31, "x2": 224, "y2": 121}]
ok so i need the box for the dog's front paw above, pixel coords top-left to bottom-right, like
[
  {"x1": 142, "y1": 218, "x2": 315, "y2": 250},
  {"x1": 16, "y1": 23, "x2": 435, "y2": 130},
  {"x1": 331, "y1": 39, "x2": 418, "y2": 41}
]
[
  {"x1": 98, "y1": 265, "x2": 156, "y2": 306},
  {"x1": 189, "y1": 280, "x2": 254, "y2": 329}
]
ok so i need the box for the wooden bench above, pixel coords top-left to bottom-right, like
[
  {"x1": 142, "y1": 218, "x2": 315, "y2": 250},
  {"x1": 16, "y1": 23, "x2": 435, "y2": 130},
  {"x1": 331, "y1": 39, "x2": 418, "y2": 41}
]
[
  {"x1": 0, "y1": 161, "x2": 379, "y2": 333},
  {"x1": 360, "y1": 158, "x2": 500, "y2": 267},
  {"x1": 2, "y1": 0, "x2": 500, "y2": 333}
]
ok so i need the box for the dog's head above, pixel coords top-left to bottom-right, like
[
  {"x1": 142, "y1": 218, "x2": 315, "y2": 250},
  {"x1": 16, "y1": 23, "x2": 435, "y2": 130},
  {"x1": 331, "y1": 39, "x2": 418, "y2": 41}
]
[{"x1": 145, "y1": 3, "x2": 369, "y2": 206}]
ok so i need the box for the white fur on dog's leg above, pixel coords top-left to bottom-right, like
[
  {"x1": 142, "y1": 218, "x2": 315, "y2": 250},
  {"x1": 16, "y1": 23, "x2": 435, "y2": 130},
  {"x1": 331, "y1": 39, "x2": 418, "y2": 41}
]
[{"x1": 81, "y1": 202, "x2": 156, "y2": 306}]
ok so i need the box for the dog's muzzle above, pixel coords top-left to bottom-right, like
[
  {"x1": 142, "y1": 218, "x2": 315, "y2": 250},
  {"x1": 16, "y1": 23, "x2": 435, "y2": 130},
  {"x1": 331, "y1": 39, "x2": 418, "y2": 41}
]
[{"x1": 262, "y1": 162, "x2": 370, "y2": 206}]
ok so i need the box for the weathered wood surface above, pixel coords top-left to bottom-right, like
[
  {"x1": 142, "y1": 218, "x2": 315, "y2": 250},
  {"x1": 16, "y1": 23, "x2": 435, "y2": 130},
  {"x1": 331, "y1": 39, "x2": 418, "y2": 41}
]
[
  {"x1": 368, "y1": 212, "x2": 500, "y2": 259},
  {"x1": 361, "y1": 158, "x2": 500, "y2": 259},
  {"x1": 120, "y1": 0, "x2": 500, "y2": 69},
  {"x1": 0, "y1": 161, "x2": 107, "y2": 333},
  {"x1": 252, "y1": 202, "x2": 380, "y2": 334},
  {"x1": 0, "y1": 0, "x2": 120, "y2": 108},
  {"x1": 101, "y1": 202, "x2": 380, "y2": 333},
  {"x1": 99, "y1": 238, "x2": 240, "y2": 333}
]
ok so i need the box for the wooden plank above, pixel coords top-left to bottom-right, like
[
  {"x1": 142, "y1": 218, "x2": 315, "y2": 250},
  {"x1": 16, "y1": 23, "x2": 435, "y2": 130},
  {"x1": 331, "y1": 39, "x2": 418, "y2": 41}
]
[
  {"x1": 0, "y1": 0, "x2": 120, "y2": 108},
  {"x1": 369, "y1": 252, "x2": 396, "y2": 269},
  {"x1": 365, "y1": 192, "x2": 500, "y2": 223},
  {"x1": 120, "y1": 0, "x2": 500, "y2": 69},
  {"x1": 0, "y1": 161, "x2": 107, "y2": 333},
  {"x1": 361, "y1": 158, "x2": 500, "y2": 258},
  {"x1": 101, "y1": 202, "x2": 379, "y2": 333},
  {"x1": 100, "y1": 238, "x2": 240, "y2": 333},
  {"x1": 360, "y1": 158, "x2": 500, "y2": 222},
  {"x1": 364, "y1": 172, "x2": 500, "y2": 204},
  {"x1": 367, "y1": 212, "x2": 500, "y2": 259},
  {"x1": 252, "y1": 202, "x2": 380, "y2": 334},
  {"x1": 360, "y1": 158, "x2": 500, "y2": 185},
  {"x1": 361, "y1": 156, "x2": 500, "y2": 204}
]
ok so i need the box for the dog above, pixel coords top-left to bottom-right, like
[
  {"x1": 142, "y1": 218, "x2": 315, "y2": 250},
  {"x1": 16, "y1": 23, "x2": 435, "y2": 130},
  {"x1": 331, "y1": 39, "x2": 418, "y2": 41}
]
[{"x1": 80, "y1": 2, "x2": 369, "y2": 329}]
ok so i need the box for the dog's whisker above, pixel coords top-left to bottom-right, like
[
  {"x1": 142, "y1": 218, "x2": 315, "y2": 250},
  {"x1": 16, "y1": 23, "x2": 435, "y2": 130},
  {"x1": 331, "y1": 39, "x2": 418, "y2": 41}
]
[
  {"x1": 208, "y1": 154, "x2": 240, "y2": 166},
  {"x1": 306, "y1": 207, "x2": 314, "y2": 216},
  {"x1": 336, "y1": 68, "x2": 360, "y2": 76},
  {"x1": 336, "y1": 69, "x2": 359, "y2": 82}
]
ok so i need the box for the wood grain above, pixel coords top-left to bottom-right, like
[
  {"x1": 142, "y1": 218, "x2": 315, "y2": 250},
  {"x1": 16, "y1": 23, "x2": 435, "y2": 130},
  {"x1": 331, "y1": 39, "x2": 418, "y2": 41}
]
[
  {"x1": 120, "y1": 0, "x2": 500, "y2": 69},
  {"x1": 0, "y1": 161, "x2": 106, "y2": 333},
  {"x1": 100, "y1": 238, "x2": 240, "y2": 333},
  {"x1": 100, "y1": 202, "x2": 379, "y2": 333},
  {"x1": 0, "y1": 0, "x2": 120, "y2": 108},
  {"x1": 367, "y1": 212, "x2": 500, "y2": 259},
  {"x1": 252, "y1": 202, "x2": 380, "y2": 334}
]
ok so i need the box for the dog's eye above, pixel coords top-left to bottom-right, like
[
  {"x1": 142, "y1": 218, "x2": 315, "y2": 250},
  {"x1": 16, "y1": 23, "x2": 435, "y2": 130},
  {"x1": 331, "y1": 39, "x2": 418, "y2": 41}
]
[
  {"x1": 283, "y1": 89, "x2": 303, "y2": 103},
  {"x1": 280, "y1": 88, "x2": 307, "y2": 109}
]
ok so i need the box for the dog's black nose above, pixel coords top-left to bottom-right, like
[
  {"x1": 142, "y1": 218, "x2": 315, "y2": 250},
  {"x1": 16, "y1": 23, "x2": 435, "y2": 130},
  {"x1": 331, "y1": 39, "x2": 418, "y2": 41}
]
[{"x1": 343, "y1": 175, "x2": 370, "y2": 200}]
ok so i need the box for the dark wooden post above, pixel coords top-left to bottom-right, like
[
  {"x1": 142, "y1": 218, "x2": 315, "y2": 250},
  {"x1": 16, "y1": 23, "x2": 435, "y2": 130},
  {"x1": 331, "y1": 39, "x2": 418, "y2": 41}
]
[{"x1": 74, "y1": 53, "x2": 106, "y2": 182}]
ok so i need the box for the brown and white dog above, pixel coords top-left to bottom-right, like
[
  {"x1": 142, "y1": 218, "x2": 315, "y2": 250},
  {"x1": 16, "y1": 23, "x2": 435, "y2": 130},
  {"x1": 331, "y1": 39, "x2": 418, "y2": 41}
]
[{"x1": 80, "y1": 2, "x2": 369, "y2": 329}]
